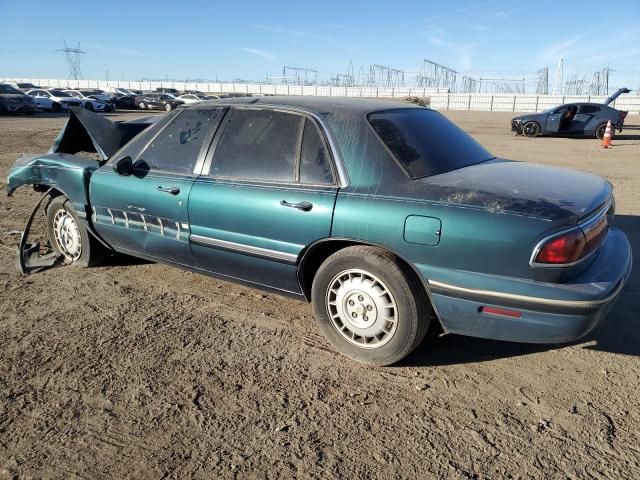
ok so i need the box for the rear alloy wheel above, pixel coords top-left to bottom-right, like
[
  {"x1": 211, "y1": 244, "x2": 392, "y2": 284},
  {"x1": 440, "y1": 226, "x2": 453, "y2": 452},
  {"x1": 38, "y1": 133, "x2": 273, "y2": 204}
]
[
  {"x1": 46, "y1": 196, "x2": 103, "y2": 267},
  {"x1": 312, "y1": 246, "x2": 430, "y2": 366},
  {"x1": 164, "y1": 103, "x2": 173, "y2": 111},
  {"x1": 522, "y1": 121, "x2": 540, "y2": 137},
  {"x1": 138, "y1": 102, "x2": 146, "y2": 110},
  {"x1": 595, "y1": 123, "x2": 607, "y2": 140}
]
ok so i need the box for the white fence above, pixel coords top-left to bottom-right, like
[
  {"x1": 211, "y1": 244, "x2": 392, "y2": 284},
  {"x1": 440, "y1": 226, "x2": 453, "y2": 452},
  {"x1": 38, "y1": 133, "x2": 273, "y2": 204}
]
[{"x1": 3, "y1": 77, "x2": 640, "y2": 114}]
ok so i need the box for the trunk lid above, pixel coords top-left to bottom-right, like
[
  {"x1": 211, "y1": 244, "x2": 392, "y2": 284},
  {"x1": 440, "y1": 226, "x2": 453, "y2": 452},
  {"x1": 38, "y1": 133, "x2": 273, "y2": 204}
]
[{"x1": 416, "y1": 158, "x2": 612, "y2": 224}]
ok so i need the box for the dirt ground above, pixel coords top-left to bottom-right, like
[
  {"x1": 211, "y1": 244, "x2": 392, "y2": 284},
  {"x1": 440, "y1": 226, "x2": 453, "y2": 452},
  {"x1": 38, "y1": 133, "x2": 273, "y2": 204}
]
[{"x1": 1, "y1": 108, "x2": 639, "y2": 479}]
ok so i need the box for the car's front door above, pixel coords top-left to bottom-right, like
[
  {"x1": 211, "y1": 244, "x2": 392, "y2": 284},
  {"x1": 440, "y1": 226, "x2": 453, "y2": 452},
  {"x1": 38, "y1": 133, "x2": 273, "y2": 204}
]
[
  {"x1": 90, "y1": 107, "x2": 227, "y2": 265},
  {"x1": 188, "y1": 107, "x2": 340, "y2": 295},
  {"x1": 545, "y1": 106, "x2": 566, "y2": 133}
]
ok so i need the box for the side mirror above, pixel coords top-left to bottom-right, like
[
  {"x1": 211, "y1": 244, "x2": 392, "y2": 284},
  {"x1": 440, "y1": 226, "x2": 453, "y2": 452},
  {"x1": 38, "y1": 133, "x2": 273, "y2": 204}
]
[{"x1": 113, "y1": 156, "x2": 133, "y2": 176}]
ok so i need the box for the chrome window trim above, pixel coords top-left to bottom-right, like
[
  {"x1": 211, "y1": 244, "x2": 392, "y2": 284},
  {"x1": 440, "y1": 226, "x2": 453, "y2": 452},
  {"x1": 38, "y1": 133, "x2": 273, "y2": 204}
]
[
  {"x1": 529, "y1": 197, "x2": 614, "y2": 268},
  {"x1": 191, "y1": 106, "x2": 229, "y2": 175},
  {"x1": 190, "y1": 234, "x2": 298, "y2": 264}
]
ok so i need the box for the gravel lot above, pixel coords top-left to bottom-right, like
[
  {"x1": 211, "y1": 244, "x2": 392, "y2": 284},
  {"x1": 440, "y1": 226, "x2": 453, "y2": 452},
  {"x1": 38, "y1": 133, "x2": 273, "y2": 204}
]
[{"x1": 1, "y1": 108, "x2": 639, "y2": 479}]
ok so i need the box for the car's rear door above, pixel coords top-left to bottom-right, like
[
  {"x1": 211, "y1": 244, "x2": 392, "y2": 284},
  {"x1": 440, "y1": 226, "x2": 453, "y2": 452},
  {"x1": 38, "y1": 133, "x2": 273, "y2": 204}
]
[
  {"x1": 188, "y1": 106, "x2": 339, "y2": 295},
  {"x1": 90, "y1": 107, "x2": 227, "y2": 265},
  {"x1": 573, "y1": 104, "x2": 601, "y2": 135}
]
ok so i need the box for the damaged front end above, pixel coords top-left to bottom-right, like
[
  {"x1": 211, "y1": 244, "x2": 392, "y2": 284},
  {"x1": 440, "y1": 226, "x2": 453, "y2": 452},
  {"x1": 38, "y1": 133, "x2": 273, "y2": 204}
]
[
  {"x1": 8, "y1": 107, "x2": 157, "y2": 273},
  {"x1": 17, "y1": 188, "x2": 61, "y2": 274},
  {"x1": 511, "y1": 119, "x2": 524, "y2": 135}
]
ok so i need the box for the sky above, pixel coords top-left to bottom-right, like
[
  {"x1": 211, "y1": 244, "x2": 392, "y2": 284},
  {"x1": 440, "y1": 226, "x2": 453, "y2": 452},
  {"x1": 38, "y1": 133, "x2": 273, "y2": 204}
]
[{"x1": 1, "y1": 0, "x2": 639, "y2": 90}]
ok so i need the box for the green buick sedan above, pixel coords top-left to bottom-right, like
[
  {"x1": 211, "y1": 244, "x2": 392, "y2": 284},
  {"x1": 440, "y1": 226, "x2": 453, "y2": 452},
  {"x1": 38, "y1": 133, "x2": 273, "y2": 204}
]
[{"x1": 7, "y1": 98, "x2": 632, "y2": 365}]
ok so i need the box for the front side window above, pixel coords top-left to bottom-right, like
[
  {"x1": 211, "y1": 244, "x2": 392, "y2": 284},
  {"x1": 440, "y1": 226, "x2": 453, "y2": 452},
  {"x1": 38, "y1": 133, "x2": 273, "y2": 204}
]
[
  {"x1": 211, "y1": 109, "x2": 302, "y2": 182},
  {"x1": 368, "y1": 108, "x2": 494, "y2": 178},
  {"x1": 137, "y1": 108, "x2": 225, "y2": 174}
]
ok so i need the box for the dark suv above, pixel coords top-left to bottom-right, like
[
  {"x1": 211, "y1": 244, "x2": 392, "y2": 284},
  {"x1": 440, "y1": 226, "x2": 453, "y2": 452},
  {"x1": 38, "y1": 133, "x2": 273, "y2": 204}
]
[{"x1": 0, "y1": 84, "x2": 37, "y2": 114}]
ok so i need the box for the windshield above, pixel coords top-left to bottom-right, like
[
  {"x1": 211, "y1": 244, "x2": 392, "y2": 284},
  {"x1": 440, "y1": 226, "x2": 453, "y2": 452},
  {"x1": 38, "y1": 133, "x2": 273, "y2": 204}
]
[
  {"x1": 0, "y1": 84, "x2": 23, "y2": 94},
  {"x1": 368, "y1": 108, "x2": 495, "y2": 179}
]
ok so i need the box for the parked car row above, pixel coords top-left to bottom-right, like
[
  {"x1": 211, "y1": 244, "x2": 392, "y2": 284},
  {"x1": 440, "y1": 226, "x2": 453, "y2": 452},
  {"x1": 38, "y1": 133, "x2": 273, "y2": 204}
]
[{"x1": 1, "y1": 82, "x2": 230, "y2": 114}]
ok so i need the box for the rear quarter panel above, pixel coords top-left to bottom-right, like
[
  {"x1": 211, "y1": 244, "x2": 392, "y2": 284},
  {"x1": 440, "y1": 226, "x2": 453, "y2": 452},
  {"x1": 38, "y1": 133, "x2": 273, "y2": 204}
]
[{"x1": 331, "y1": 193, "x2": 551, "y2": 281}]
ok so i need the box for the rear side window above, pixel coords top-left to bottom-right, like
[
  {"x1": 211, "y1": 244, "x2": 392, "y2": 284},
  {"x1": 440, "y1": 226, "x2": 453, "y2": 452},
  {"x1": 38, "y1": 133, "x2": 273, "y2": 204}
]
[
  {"x1": 579, "y1": 105, "x2": 601, "y2": 114},
  {"x1": 368, "y1": 108, "x2": 494, "y2": 178},
  {"x1": 300, "y1": 119, "x2": 334, "y2": 184},
  {"x1": 137, "y1": 108, "x2": 225, "y2": 174},
  {"x1": 212, "y1": 109, "x2": 302, "y2": 182}
]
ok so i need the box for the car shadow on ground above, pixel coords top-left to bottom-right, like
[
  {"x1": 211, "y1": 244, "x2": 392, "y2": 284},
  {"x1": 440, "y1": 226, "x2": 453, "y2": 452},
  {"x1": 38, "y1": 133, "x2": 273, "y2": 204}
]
[
  {"x1": 401, "y1": 214, "x2": 639, "y2": 367},
  {"x1": 100, "y1": 252, "x2": 153, "y2": 267}
]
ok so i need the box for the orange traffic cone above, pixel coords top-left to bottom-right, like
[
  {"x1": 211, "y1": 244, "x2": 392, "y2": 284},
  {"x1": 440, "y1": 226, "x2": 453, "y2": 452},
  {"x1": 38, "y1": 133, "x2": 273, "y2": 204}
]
[{"x1": 601, "y1": 120, "x2": 613, "y2": 148}]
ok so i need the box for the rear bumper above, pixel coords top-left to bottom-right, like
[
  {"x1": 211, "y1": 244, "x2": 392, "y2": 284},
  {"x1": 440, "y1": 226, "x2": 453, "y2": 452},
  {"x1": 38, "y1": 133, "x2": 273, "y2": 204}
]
[{"x1": 421, "y1": 228, "x2": 632, "y2": 343}]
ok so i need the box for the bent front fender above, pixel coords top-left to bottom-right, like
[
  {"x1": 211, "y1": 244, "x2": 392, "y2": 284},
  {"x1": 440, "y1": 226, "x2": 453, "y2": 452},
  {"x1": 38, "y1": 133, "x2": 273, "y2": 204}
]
[{"x1": 6, "y1": 153, "x2": 96, "y2": 210}]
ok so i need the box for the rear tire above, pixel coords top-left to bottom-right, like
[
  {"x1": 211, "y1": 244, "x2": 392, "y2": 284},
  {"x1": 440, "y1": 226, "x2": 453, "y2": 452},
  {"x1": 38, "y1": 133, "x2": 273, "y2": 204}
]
[
  {"x1": 138, "y1": 102, "x2": 146, "y2": 110},
  {"x1": 46, "y1": 196, "x2": 104, "y2": 268},
  {"x1": 311, "y1": 246, "x2": 430, "y2": 366},
  {"x1": 595, "y1": 123, "x2": 607, "y2": 139}
]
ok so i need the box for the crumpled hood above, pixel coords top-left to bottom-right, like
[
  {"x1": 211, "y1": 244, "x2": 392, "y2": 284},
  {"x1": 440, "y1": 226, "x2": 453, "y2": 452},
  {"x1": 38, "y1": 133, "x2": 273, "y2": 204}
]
[
  {"x1": 49, "y1": 107, "x2": 156, "y2": 160},
  {"x1": 416, "y1": 158, "x2": 612, "y2": 223}
]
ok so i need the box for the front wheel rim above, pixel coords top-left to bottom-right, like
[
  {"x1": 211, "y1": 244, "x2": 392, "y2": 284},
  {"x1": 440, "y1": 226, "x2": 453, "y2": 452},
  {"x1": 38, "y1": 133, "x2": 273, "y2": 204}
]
[
  {"x1": 165, "y1": 103, "x2": 171, "y2": 111},
  {"x1": 52, "y1": 209, "x2": 82, "y2": 262},
  {"x1": 523, "y1": 122, "x2": 538, "y2": 137},
  {"x1": 326, "y1": 268, "x2": 398, "y2": 349}
]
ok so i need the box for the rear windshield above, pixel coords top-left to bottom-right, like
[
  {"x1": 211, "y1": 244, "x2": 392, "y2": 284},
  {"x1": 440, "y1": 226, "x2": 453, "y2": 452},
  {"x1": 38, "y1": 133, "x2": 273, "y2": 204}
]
[
  {"x1": 0, "y1": 84, "x2": 22, "y2": 94},
  {"x1": 368, "y1": 108, "x2": 494, "y2": 178}
]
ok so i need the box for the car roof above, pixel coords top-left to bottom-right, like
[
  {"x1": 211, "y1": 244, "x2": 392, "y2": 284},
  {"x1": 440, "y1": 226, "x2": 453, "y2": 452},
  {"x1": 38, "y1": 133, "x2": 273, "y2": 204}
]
[{"x1": 187, "y1": 95, "x2": 424, "y2": 116}]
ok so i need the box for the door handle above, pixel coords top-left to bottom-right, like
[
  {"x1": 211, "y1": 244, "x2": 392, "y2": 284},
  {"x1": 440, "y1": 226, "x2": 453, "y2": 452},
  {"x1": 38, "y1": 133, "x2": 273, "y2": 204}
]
[
  {"x1": 157, "y1": 186, "x2": 180, "y2": 195},
  {"x1": 280, "y1": 200, "x2": 313, "y2": 211}
]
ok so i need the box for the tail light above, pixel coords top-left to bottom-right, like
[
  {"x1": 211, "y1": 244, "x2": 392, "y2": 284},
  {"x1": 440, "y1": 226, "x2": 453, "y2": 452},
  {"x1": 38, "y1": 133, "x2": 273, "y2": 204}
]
[
  {"x1": 620, "y1": 111, "x2": 628, "y2": 120},
  {"x1": 535, "y1": 229, "x2": 586, "y2": 264},
  {"x1": 532, "y1": 202, "x2": 612, "y2": 266}
]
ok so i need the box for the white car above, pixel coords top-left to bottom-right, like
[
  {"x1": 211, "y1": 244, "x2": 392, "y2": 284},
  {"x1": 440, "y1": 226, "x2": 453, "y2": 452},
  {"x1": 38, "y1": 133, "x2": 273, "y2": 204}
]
[
  {"x1": 63, "y1": 90, "x2": 113, "y2": 112},
  {"x1": 176, "y1": 93, "x2": 214, "y2": 104},
  {"x1": 26, "y1": 89, "x2": 83, "y2": 112}
]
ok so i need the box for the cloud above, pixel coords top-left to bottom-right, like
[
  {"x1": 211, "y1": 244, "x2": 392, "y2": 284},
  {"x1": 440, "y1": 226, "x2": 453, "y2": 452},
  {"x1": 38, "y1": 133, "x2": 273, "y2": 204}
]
[
  {"x1": 538, "y1": 36, "x2": 582, "y2": 63},
  {"x1": 237, "y1": 47, "x2": 277, "y2": 62},
  {"x1": 427, "y1": 36, "x2": 475, "y2": 70},
  {"x1": 255, "y1": 25, "x2": 348, "y2": 48},
  {"x1": 84, "y1": 43, "x2": 143, "y2": 56},
  {"x1": 458, "y1": 54, "x2": 472, "y2": 70}
]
